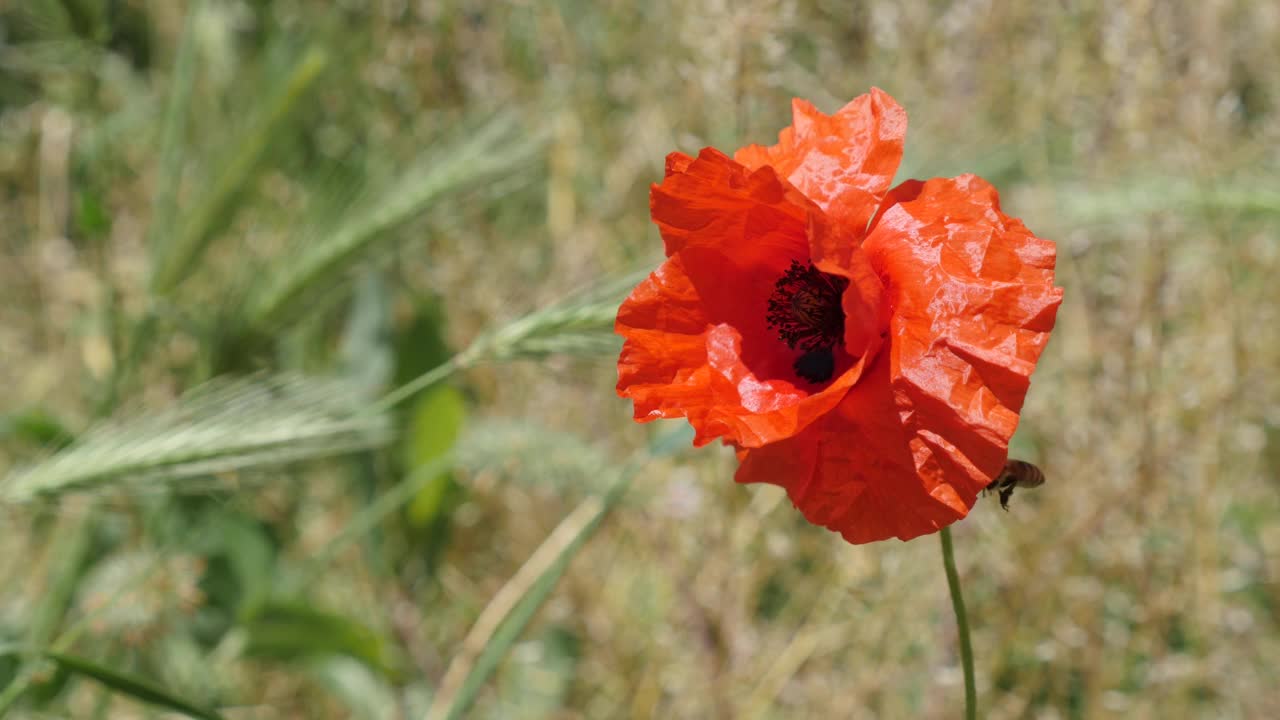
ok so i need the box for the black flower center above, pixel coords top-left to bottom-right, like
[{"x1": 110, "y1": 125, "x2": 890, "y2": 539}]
[{"x1": 766, "y1": 260, "x2": 848, "y2": 384}]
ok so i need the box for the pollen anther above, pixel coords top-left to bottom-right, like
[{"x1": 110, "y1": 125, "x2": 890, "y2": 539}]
[{"x1": 766, "y1": 260, "x2": 848, "y2": 382}]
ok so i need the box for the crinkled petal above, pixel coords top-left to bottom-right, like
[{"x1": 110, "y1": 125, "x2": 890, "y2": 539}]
[
  {"x1": 864, "y1": 174, "x2": 1064, "y2": 496},
  {"x1": 615, "y1": 255, "x2": 716, "y2": 426},
  {"x1": 866, "y1": 178, "x2": 925, "y2": 234},
  {"x1": 616, "y1": 267, "x2": 869, "y2": 448},
  {"x1": 665, "y1": 151, "x2": 695, "y2": 177},
  {"x1": 735, "y1": 175, "x2": 1062, "y2": 543},
  {"x1": 622, "y1": 146, "x2": 880, "y2": 445},
  {"x1": 735, "y1": 353, "x2": 970, "y2": 543},
  {"x1": 651, "y1": 148, "x2": 813, "y2": 262},
  {"x1": 622, "y1": 154, "x2": 872, "y2": 448},
  {"x1": 807, "y1": 212, "x2": 887, "y2": 360},
  {"x1": 734, "y1": 88, "x2": 907, "y2": 240},
  {"x1": 650, "y1": 148, "x2": 814, "y2": 379},
  {"x1": 699, "y1": 324, "x2": 870, "y2": 448}
]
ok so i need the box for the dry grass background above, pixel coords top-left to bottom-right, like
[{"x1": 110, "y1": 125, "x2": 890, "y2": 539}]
[{"x1": 1, "y1": 1, "x2": 1278, "y2": 718}]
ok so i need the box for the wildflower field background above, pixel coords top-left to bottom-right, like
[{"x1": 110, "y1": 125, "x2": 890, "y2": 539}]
[{"x1": 2, "y1": 1, "x2": 1278, "y2": 718}]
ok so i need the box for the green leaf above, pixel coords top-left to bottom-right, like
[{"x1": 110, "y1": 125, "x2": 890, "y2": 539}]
[
  {"x1": 196, "y1": 513, "x2": 277, "y2": 619},
  {"x1": 241, "y1": 600, "x2": 400, "y2": 679},
  {"x1": 74, "y1": 189, "x2": 112, "y2": 241},
  {"x1": 0, "y1": 646, "x2": 225, "y2": 720},
  {"x1": 393, "y1": 298, "x2": 453, "y2": 390},
  {"x1": 406, "y1": 472, "x2": 457, "y2": 528},
  {"x1": 0, "y1": 409, "x2": 75, "y2": 450},
  {"x1": 403, "y1": 385, "x2": 467, "y2": 471},
  {"x1": 13, "y1": 0, "x2": 74, "y2": 40},
  {"x1": 403, "y1": 385, "x2": 467, "y2": 528}
]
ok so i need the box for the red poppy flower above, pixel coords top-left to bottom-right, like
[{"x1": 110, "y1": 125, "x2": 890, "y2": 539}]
[{"x1": 616, "y1": 88, "x2": 1063, "y2": 543}]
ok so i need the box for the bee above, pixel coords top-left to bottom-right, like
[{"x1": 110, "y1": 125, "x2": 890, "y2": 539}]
[{"x1": 984, "y1": 459, "x2": 1045, "y2": 511}]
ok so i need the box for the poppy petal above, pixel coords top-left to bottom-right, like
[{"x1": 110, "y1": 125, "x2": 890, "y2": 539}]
[
  {"x1": 665, "y1": 151, "x2": 695, "y2": 177},
  {"x1": 699, "y1": 323, "x2": 871, "y2": 448},
  {"x1": 616, "y1": 255, "x2": 868, "y2": 448},
  {"x1": 650, "y1": 148, "x2": 816, "y2": 370},
  {"x1": 864, "y1": 174, "x2": 1064, "y2": 496},
  {"x1": 806, "y1": 212, "x2": 887, "y2": 361},
  {"x1": 734, "y1": 88, "x2": 907, "y2": 240},
  {"x1": 866, "y1": 178, "x2": 926, "y2": 234},
  {"x1": 616, "y1": 255, "x2": 717, "y2": 426},
  {"x1": 735, "y1": 353, "x2": 971, "y2": 543},
  {"x1": 623, "y1": 146, "x2": 879, "y2": 447},
  {"x1": 651, "y1": 148, "x2": 813, "y2": 262},
  {"x1": 616, "y1": 263, "x2": 870, "y2": 449},
  {"x1": 626, "y1": 91, "x2": 1061, "y2": 545}
]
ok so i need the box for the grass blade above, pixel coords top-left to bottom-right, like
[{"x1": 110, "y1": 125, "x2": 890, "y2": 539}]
[
  {"x1": 246, "y1": 112, "x2": 543, "y2": 331},
  {"x1": 0, "y1": 512, "x2": 97, "y2": 712},
  {"x1": 462, "y1": 268, "x2": 644, "y2": 363},
  {"x1": 1, "y1": 374, "x2": 390, "y2": 502},
  {"x1": 423, "y1": 461, "x2": 639, "y2": 720},
  {"x1": 145, "y1": 0, "x2": 203, "y2": 266},
  {"x1": 452, "y1": 419, "x2": 609, "y2": 489},
  {"x1": 0, "y1": 647, "x2": 225, "y2": 720},
  {"x1": 422, "y1": 423, "x2": 689, "y2": 720},
  {"x1": 241, "y1": 600, "x2": 400, "y2": 679},
  {"x1": 151, "y1": 45, "x2": 329, "y2": 293},
  {"x1": 374, "y1": 269, "x2": 644, "y2": 413},
  {"x1": 1056, "y1": 175, "x2": 1280, "y2": 224},
  {"x1": 298, "y1": 454, "x2": 456, "y2": 584}
]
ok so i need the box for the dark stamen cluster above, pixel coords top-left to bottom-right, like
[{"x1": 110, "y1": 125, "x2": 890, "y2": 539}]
[{"x1": 766, "y1": 260, "x2": 848, "y2": 383}]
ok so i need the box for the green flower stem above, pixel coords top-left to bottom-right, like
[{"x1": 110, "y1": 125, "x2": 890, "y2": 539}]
[{"x1": 939, "y1": 525, "x2": 976, "y2": 720}]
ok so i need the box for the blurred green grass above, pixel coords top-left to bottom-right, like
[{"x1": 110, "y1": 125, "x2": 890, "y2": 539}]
[{"x1": 1, "y1": 0, "x2": 1278, "y2": 718}]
